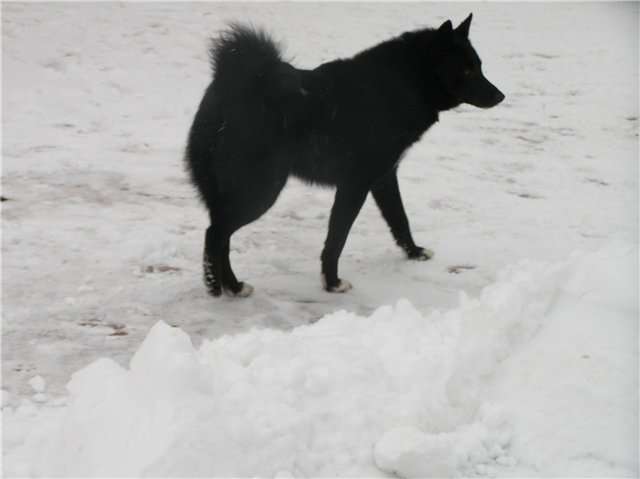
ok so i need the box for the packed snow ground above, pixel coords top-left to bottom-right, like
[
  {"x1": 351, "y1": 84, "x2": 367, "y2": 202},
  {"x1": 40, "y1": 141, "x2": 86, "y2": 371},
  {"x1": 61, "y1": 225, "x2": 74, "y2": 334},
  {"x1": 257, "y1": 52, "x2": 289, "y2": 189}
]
[{"x1": 2, "y1": 2, "x2": 638, "y2": 477}]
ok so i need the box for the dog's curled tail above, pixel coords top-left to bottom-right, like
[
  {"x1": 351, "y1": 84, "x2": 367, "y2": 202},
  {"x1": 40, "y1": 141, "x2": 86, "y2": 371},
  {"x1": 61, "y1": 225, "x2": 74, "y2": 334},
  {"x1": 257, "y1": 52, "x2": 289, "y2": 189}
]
[{"x1": 209, "y1": 23, "x2": 283, "y2": 87}]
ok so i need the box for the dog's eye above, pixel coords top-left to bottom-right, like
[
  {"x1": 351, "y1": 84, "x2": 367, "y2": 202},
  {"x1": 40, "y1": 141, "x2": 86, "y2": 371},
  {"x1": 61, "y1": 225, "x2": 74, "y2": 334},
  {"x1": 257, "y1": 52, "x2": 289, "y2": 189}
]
[{"x1": 464, "y1": 68, "x2": 473, "y2": 77}]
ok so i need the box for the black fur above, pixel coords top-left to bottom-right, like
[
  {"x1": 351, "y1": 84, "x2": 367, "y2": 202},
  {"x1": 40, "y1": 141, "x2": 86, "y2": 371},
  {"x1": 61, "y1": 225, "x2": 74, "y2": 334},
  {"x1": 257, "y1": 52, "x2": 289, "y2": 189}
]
[{"x1": 185, "y1": 15, "x2": 504, "y2": 296}]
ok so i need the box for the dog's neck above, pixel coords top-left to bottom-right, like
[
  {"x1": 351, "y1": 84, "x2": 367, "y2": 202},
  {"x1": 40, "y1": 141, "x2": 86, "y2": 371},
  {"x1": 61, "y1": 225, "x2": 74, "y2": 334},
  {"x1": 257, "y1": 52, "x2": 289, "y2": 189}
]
[
  {"x1": 353, "y1": 30, "x2": 462, "y2": 115},
  {"x1": 425, "y1": 76, "x2": 462, "y2": 113}
]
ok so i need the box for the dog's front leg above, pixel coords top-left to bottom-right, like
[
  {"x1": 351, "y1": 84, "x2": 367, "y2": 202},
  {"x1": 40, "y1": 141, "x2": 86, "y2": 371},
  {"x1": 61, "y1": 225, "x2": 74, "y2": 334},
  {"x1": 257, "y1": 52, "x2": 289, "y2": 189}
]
[
  {"x1": 371, "y1": 169, "x2": 433, "y2": 261},
  {"x1": 321, "y1": 185, "x2": 369, "y2": 292}
]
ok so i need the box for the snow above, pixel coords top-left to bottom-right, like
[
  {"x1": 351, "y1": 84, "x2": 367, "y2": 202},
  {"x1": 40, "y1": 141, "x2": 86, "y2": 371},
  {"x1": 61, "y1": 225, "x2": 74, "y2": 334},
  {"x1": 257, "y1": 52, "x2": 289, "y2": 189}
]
[
  {"x1": 2, "y1": 2, "x2": 638, "y2": 477},
  {"x1": 3, "y1": 241, "x2": 637, "y2": 477},
  {"x1": 27, "y1": 376, "x2": 45, "y2": 394}
]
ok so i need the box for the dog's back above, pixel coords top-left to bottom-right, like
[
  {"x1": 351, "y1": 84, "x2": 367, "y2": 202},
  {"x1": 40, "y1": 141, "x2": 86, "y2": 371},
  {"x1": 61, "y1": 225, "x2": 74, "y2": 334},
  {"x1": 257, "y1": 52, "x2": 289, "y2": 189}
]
[{"x1": 290, "y1": 44, "x2": 441, "y2": 186}]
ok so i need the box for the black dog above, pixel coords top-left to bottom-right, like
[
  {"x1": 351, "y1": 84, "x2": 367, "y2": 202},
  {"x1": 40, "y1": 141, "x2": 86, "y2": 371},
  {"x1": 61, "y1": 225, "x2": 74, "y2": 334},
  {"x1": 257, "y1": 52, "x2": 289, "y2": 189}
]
[{"x1": 185, "y1": 14, "x2": 504, "y2": 297}]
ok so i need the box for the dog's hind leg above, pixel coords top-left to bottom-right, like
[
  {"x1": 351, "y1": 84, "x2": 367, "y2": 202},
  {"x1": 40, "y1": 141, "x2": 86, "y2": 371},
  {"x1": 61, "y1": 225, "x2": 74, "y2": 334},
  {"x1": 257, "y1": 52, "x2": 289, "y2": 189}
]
[
  {"x1": 321, "y1": 184, "x2": 369, "y2": 292},
  {"x1": 219, "y1": 234, "x2": 253, "y2": 297},
  {"x1": 371, "y1": 170, "x2": 433, "y2": 261},
  {"x1": 204, "y1": 221, "x2": 254, "y2": 298},
  {"x1": 203, "y1": 225, "x2": 223, "y2": 296},
  {"x1": 201, "y1": 163, "x2": 288, "y2": 298}
]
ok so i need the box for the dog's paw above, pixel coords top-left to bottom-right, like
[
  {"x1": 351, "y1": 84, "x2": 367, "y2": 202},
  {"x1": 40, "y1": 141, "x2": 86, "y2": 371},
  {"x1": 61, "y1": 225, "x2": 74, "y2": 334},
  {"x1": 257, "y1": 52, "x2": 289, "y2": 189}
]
[
  {"x1": 207, "y1": 285, "x2": 223, "y2": 297},
  {"x1": 407, "y1": 247, "x2": 434, "y2": 261},
  {"x1": 328, "y1": 279, "x2": 353, "y2": 293},
  {"x1": 224, "y1": 282, "x2": 254, "y2": 298},
  {"x1": 322, "y1": 275, "x2": 353, "y2": 293}
]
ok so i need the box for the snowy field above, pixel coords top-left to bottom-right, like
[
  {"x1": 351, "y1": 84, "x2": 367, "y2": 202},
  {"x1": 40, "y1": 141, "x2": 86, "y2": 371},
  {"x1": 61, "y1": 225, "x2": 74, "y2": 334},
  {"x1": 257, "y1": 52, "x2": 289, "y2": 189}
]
[{"x1": 2, "y1": 2, "x2": 638, "y2": 477}]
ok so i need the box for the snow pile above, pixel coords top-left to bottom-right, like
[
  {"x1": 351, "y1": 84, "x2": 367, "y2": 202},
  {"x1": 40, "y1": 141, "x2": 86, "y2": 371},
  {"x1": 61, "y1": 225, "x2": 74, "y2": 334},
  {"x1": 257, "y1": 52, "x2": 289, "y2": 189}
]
[{"x1": 3, "y1": 242, "x2": 637, "y2": 477}]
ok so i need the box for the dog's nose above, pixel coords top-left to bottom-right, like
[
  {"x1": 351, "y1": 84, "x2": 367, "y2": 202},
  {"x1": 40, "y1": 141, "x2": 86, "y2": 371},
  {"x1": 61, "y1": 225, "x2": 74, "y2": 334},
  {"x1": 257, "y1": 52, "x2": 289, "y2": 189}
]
[{"x1": 494, "y1": 90, "x2": 505, "y2": 104}]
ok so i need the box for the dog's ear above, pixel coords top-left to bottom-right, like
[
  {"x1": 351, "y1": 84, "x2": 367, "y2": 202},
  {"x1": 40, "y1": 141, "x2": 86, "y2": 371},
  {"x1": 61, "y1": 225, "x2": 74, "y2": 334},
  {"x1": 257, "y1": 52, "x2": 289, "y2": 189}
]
[
  {"x1": 438, "y1": 20, "x2": 453, "y2": 36},
  {"x1": 456, "y1": 13, "x2": 473, "y2": 37},
  {"x1": 436, "y1": 20, "x2": 453, "y2": 44}
]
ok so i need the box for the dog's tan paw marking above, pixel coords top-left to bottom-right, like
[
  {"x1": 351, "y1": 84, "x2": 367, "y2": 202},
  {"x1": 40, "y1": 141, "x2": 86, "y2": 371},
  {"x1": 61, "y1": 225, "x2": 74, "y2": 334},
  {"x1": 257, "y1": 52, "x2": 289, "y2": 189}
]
[
  {"x1": 225, "y1": 282, "x2": 254, "y2": 298},
  {"x1": 322, "y1": 275, "x2": 353, "y2": 293},
  {"x1": 410, "y1": 247, "x2": 434, "y2": 261}
]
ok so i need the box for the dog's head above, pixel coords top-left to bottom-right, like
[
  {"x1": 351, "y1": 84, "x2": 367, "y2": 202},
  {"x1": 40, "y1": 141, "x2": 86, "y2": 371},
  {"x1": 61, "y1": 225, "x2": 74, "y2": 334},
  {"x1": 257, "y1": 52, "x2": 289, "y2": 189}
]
[{"x1": 431, "y1": 14, "x2": 505, "y2": 109}]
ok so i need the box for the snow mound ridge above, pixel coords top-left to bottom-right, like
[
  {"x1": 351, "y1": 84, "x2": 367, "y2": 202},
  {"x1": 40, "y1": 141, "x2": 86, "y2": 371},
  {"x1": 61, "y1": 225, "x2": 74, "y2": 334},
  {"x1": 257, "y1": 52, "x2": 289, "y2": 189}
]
[{"x1": 4, "y1": 242, "x2": 637, "y2": 478}]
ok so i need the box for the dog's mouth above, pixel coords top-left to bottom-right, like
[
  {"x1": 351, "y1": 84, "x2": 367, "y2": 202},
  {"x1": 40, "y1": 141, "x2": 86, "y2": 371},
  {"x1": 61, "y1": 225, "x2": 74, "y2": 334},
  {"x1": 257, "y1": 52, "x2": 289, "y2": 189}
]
[
  {"x1": 468, "y1": 89, "x2": 505, "y2": 108},
  {"x1": 463, "y1": 78, "x2": 505, "y2": 109}
]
